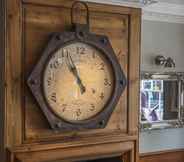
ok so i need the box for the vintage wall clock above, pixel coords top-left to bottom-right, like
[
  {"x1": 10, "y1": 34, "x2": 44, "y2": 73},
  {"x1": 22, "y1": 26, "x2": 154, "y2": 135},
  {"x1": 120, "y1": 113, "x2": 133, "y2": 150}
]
[{"x1": 27, "y1": 1, "x2": 127, "y2": 131}]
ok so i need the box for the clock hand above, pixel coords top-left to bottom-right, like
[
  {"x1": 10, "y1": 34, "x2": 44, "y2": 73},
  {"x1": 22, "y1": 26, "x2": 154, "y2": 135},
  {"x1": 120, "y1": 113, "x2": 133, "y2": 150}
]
[
  {"x1": 66, "y1": 51, "x2": 86, "y2": 94},
  {"x1": 67, "y1": 54, "x2": 86, "y2": 94}
]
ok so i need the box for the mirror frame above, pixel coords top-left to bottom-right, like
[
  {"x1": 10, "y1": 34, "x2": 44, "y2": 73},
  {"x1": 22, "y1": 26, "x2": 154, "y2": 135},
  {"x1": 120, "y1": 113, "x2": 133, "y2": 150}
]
[{"x1": 140, "y1": 72, "x2": 184, "y2": 131}]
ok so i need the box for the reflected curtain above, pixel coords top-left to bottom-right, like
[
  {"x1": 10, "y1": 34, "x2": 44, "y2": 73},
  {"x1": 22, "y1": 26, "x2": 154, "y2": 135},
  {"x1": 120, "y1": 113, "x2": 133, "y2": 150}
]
[{"x1": 163, "y1": 81, "x2": 178, "y2": 120}]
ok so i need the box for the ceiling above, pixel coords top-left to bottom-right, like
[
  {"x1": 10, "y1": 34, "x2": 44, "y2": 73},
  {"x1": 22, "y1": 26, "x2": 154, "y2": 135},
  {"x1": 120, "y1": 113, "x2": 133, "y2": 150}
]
[
  {"x1": 159, "y1": 0, "x2": 184, "y2": 5},
  {"x1": 142, "y1": 0, "x2": 184, "y2": 24}
]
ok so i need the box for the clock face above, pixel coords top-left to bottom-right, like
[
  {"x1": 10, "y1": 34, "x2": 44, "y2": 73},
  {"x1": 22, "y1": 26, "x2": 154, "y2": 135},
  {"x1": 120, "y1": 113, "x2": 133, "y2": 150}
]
[{"x1": 43, "y1": 42, "x2": 114, "y2": 123}]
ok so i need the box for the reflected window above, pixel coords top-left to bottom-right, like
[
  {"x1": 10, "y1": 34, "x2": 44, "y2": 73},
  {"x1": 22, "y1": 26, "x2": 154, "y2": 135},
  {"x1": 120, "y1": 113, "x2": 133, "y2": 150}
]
[
  {"x1": 140, "y1": 80, "x2": 164, "y2": 122},
  {"x1": 140, "y1": 78, "x2": 179, "y2": 123},
  {"x1": 139, "y1": 72, "x2": 184, "y2": 131}
]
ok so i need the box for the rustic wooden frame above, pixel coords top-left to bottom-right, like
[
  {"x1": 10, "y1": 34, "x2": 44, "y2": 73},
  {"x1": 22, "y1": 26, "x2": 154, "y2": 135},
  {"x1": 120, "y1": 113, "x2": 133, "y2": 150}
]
[
  {"x1": 7, "y1": 141, "x2": 137, "y2": 162},
  {"x1": 0, "y1": 0, "x2": 141, "y2": 161}
]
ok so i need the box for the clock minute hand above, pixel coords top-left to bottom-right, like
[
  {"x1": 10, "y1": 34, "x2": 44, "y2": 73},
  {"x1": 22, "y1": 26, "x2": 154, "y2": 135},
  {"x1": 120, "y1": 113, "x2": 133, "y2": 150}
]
[
  {"x1": 66, "y1": 51, "x2": 86, "y2": 94},
  {"x1": 68, "y1": 55, "x2": 86, "y2": 94}
]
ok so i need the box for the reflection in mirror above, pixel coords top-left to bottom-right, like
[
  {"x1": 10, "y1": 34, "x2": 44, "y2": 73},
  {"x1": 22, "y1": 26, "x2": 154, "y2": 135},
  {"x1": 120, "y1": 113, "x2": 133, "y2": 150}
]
[
  {"x1": 141, "y1": 80, "x2": 178, "y2": 122},
  {"x1": 140, "y1": 72, "x2": 184, "y2": 131}
]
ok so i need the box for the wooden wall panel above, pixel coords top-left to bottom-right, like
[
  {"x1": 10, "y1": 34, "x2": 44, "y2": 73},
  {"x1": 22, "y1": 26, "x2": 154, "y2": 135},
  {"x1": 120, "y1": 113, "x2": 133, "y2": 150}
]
[
  {"x1": 0, "y1": 0, "x2": 5, "y2": 161},
  {"x1": 23, "y1": 3, "x2": 129, "y2": 142},
  {"x1": 6, "y1": 0, "x2": 23, "y2": 147},
  {"x1": 139, "y1": 150, "x2": 184, "y2": 162},
  {"x1": 128, "y1": 10, "x2": 141, "y2": 135},
  {"x1": 14, "y1": 141, "x2": 134, "y2": 162},
  {"x1": 1, "y1": 0, "x2": 141, "y2": 161}
]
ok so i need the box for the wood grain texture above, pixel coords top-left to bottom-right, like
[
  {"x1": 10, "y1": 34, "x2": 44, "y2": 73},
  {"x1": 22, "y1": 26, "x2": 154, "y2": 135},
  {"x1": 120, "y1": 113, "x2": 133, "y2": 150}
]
[
  {"x1": 139, "y1": 149, "x2": 184, "y2": 162},
  {"x1": 23, "y1": 2, "x2": 129, "y2": 142},
  {"x1": 14, "y1": 141, "x2": 133, "y2": 162},
  {"x1": 22, "y1": 0, "x2": 135, "y2": 15},
  {"x1": 1, "y1": 0, "x2": 141, "y2": 161},
  {"x1": 0, "y1": 0, "x2": 6, "y2": 161},
  {"x1": 6, "y1": 0, "x2": 23, "y2": 147},
  {"x1": 128, "y1": 9, "x2": 141, "y2": 136}
]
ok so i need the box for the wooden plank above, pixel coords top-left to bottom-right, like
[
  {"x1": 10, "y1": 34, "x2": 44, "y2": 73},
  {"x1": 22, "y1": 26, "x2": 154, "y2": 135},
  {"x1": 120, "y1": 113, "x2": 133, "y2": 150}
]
[
  {"x1": 22, "y1": 0, "x2": 138, "y2": 15},
  {"x1": 128, "y1": 9, "x2": 141, "y2": 135},
  {"x1": 8, "y1": 134, "x2": 137, "y2": 153},
  {"x1": 0, "y1": 0, "x2": 6, "y2": 161},
  {"x1": 15, "y1": 141, "x2": 133, "y2": 162},
  {"x1": 5, "y1": 0, "x2": 23, "y2": 147},
  {"x1": 140, "y1": 149, "x2": 184, "y2": 162}
]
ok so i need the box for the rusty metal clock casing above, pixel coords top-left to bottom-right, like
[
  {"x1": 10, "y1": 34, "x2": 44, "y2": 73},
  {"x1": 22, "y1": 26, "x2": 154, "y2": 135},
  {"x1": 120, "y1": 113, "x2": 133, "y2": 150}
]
[{"x1": 27, "y1": 24, "x2": 127, "y2": 131}]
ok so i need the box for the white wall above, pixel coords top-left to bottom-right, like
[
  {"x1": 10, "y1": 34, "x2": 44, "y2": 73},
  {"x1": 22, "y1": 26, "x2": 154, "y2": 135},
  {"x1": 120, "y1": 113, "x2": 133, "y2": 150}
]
[
  {"x1": 141, "y1": 20, "x2": 184, "y2": 72},
  {"x1": 140, "y1": 128, "x2": 184, "y2": 153},
  {"x1": 159, "y1": 0, "x2": 184, "y2": 5},
  {"x1": 140, "y1": 20, "x2": 184, "y2": 153}
]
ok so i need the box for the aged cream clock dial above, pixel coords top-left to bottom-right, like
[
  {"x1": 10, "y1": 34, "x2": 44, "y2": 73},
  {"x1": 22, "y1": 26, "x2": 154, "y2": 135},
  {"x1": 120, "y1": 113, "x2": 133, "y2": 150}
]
[{"x1": 43, "y1": 42, "x2": 114, "y2": 122}]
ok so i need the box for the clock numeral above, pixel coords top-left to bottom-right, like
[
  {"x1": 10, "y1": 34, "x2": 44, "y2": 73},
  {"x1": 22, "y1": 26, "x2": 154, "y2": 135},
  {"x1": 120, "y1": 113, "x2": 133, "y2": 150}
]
[
  {"x1": 76, "y1": 109, "x2": 82, "y2": 117},
  {"x1": 62, "y1": 107, "x2": 66, "y2": 112},
  {"x1": 50, "y1": 92, "x2": 57, "y2": 103},
  {"x1": 61, "y1": 104, "x2": 67, "y2": 112},
  {"x1": 61, "y1": 49, "x2": 65, "y2": 58},
  {"x1": 104, "y1": 78, "x2": 111, "y2": 86},
  {"x1": 58, "y1": 58, "x2": 63, "y2": 65},
  {"x1": 92, "y1": 51, "x2": 96, "y2": 58},
  {"x1": 90, "y1": 104, "x2": 95, "y2": 111},
  {"x1": 99, "y1": 63, "x2": 105, "y2": 70},
  {"x1": 99, "y1": 92, "x2": 104, "y2": 100},
  {"x1": 91, "y1": 88, "x2": 96, "y2": 94},
  {"x1": 47, "y1": 76, "x2": 52, "y2": 86},
  {"x1": 77, "y1": 46, "x2": 85, "y2": 55},
  {"x1": 50, "y1": 60, "x2": 60, "y2": 69}
]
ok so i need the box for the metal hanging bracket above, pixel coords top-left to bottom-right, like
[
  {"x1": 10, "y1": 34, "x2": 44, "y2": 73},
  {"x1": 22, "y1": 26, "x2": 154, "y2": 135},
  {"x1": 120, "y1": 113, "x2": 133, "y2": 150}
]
[{"x1": 71, "y1": 1, "x2": 90, "y2": 35}]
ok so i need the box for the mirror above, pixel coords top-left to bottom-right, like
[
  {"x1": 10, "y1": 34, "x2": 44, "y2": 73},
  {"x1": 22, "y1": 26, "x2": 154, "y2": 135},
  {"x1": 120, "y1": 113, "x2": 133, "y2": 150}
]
[{"x1": 140, "y1": 72, "x2": 184, "y2": 131}]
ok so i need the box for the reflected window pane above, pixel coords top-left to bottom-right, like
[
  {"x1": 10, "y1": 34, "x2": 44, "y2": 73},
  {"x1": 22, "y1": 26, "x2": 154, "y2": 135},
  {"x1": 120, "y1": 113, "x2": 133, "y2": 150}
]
[
  {"x1": 140, "y1": 80, "x2": 164, "y2": 122},
  {"x1": 163, "y1": 81, "x2": 178, "y2": 120},
  {"x1": 140, "y1": 79, "x2": 179, "y2": 122}
]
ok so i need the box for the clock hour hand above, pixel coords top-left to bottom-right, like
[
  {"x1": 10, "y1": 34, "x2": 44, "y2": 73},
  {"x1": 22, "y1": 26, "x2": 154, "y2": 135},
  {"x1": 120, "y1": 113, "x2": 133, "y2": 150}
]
[{"x1": 66, "y1": 51, "x2": 86, "y2": 94}]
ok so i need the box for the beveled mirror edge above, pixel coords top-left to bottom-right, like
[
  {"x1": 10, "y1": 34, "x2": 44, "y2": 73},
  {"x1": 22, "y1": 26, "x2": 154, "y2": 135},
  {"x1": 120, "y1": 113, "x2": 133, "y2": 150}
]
[{"x1": 140, "y1": 71, "x2": 184, "y2": 132}]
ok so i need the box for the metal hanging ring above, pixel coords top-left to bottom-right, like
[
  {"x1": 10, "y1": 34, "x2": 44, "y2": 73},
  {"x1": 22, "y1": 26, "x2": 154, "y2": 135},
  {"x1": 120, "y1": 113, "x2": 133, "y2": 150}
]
[{"x1": 71, "y1": 1, "x2": 90, "y2": 27}]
